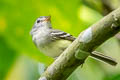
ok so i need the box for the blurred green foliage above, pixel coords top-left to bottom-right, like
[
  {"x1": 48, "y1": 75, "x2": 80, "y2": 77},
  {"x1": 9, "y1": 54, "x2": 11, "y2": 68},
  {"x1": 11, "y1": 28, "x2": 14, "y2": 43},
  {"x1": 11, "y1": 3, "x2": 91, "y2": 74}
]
[
  {"x1": 0, "y1": 36, "x2": 17, "y2": 80},
  {"x1": 0, "y1": 0, "x2": 120, "y2": 80}
]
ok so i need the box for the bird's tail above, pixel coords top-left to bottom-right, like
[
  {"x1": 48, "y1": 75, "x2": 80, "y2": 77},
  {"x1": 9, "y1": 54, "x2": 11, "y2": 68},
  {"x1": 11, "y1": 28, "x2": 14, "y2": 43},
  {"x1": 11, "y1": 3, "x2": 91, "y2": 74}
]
[{"x1": 90, "y1": 51, "x2": 117, "y2": 66}]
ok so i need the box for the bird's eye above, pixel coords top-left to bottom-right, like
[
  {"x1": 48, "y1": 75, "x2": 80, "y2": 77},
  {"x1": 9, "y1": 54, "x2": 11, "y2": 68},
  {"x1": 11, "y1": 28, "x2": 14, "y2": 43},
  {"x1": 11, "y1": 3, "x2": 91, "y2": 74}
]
[{"x1": 37, "y1": 20, "x2": 40, "y2": 23}]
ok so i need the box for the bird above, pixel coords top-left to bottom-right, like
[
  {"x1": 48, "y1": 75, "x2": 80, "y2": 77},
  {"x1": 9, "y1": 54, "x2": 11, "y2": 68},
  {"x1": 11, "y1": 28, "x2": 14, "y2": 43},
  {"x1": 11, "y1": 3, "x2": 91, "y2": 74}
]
[{"x1": 30, "y1": 16, "x2": 117, "y2": 66}]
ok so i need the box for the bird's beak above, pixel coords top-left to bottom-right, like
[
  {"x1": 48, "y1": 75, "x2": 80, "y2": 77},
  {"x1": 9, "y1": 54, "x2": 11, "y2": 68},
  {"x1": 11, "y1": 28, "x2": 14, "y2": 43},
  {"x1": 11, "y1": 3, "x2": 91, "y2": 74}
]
[{"x1": 44, "y1": 16, "x2": 51, "y2": 22}]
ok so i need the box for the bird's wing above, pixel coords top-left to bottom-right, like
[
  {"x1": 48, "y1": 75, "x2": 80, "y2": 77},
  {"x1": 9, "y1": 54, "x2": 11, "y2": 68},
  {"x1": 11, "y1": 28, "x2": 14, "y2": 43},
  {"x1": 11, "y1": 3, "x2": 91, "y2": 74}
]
[{"x1": 50, "y1": 29, "x2": 76, "y2": 41}]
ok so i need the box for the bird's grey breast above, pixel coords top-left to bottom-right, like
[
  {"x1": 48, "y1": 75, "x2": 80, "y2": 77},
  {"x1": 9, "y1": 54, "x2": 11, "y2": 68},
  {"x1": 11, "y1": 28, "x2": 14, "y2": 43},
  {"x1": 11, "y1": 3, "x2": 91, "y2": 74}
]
[{"x1": 32, "y1": 28, "x2": 51, "y2": 46}]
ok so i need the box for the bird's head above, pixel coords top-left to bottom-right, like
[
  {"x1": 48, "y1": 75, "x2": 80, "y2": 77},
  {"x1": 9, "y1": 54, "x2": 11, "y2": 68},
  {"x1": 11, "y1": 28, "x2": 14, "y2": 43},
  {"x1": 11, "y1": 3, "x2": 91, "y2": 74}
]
[{"x1": 30, "y1": 16, "x2": 52, "y2": 35}]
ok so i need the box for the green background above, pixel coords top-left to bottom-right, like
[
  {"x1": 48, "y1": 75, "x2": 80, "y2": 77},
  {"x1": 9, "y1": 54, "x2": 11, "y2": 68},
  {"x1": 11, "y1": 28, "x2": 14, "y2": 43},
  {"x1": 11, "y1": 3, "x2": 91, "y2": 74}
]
[{"x1": 0, "y1": 0, "x2": 120, "y2": 80}]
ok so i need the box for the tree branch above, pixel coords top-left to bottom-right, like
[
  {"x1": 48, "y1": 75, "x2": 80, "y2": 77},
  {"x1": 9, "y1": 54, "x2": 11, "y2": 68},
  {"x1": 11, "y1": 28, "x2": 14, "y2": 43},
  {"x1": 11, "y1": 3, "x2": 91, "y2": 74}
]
[{"x1": 39, "y1": 7, "x2": 120, "y2": 80}]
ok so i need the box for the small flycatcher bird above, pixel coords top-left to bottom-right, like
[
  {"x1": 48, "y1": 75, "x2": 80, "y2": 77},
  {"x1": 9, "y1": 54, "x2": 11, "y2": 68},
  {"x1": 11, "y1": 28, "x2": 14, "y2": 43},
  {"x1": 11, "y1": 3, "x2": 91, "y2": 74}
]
[{"x1": 30, "y1": 16, "x2": 117, "y2": 66}]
